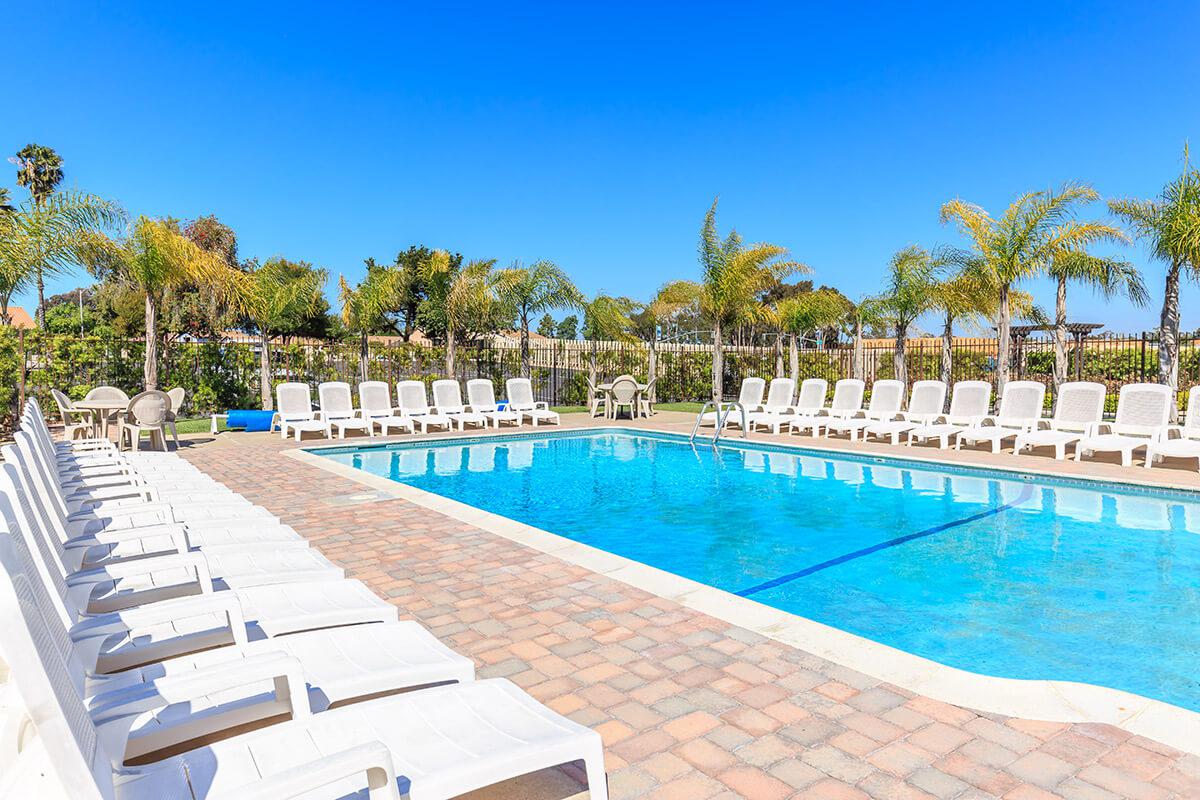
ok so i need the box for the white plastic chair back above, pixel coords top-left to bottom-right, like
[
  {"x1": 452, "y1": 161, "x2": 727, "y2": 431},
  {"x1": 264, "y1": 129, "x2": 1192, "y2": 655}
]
[
  {"x1": 1051, "y1": 382, "x2": 1106, "y2": 432},
  {"x1": 505, "y1": 378, "x2": 537, "y2": 409},
  {"x1": 795, "y1": 379, "x2": 827, "y2": 412},
  {"x1": 1181, "y1": 385, "x2": 1200, "y2": 437},
  {"x1": 611, "y1": 378, "x2": 638, "y2": 404},
  {"x1": 83, "y1": 386, "x2": 128, "y2": 404},
  {"x1": 736, "y1": 378, "x2": 766, "y2": 407},
  {"x1": 276, "y1": 383, "x2": 315, "y2": 421},
  {"x1": 0, "y1": 459, "x2": 78, "y2": 628},
  {"x1": 432, "y1": 380, "x2": 466, "y2": 413},
  {"x1": 907, "y1": 381, "x2": 947, "y2": 416},
  {"x1": 866, "y1": 380, "x2": 904, "y2": 414},
  {"x1": 318, "y1": 381, "x2": 355, "y2": 420},
  {"x1": 166, "y1": 387, "x2": 185, "y2": 413},
  {"x1": 397, "y1": 380, "x2": 433, "y2": 415},
  {"x1": 358, "y1": 381, "x2": 393, "y2": 418},
  {"x1": 1113, "y1": 383, "x2": 1173, "y2": 436},
  {"x1": 762, "y1": 378, "x2": 795, "y2": 411},
  {"x1": 125, "y1": 390, "x2": 171, "y2": 427},
  {"x1": 467, "y1": 379, "x2": 500, "y2": 411},
  {"x1": 830, "y1": 379, "x2": 865, "y2": 412},
  {"x1": 996, "y1": 381, "x2": 1045, "y2": 423},
  {"x1": 50, "y1": 389, "x2": 81, "y2": 425},
  {"x1": 947, "y1": 381, "x2": 992, "y2": 420}
]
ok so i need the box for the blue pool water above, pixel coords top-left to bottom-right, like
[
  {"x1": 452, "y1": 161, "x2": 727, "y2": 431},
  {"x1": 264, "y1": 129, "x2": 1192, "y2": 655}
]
[{"x1": 316, "y1": 431, "x2": 1200, "y2": 711}]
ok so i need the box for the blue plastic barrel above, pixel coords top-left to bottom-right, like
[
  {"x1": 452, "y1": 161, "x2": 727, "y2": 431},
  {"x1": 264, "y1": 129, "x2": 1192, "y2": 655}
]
[{"x1": 225, "y1": 409, "x2": 277, "y2": 432}]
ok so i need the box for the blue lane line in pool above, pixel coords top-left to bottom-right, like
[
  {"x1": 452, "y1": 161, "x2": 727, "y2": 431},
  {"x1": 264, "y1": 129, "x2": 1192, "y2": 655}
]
[{"x1": 736, "y1": 484, "x2": 1035, "y2": 598}]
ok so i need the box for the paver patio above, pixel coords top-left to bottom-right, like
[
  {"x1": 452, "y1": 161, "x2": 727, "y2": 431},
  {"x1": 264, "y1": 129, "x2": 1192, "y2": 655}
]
[{"x1": 176, "y1": 416, "x2": 1200, "y2": 799}]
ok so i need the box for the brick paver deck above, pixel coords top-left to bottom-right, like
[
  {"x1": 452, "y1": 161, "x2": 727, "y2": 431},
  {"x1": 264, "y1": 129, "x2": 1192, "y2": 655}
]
[{"x1": 179, "y1": 427, "x2": 1200, "y2": 800}]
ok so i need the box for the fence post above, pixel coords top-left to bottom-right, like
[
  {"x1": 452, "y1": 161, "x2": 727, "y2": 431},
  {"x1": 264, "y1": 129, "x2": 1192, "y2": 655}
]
[{"x1": 1140, "y1": 332, "x2": 1147, "y2": 382}]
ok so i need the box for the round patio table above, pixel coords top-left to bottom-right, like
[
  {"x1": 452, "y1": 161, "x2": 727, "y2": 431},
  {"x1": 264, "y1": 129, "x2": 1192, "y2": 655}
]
[
  {"x1": 73, "y1": 399, "x2": 127, "y2": 440},
  {"x1": 597, "y1": 381, "x2": 650, "y2": 419}
]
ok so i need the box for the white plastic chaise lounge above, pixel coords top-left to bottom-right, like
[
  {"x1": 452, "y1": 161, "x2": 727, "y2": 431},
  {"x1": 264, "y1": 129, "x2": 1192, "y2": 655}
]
[
  {"x1": 319, "y1": 381, "x2": 373, "y2": 439},
  {"x1": 273, "y1": 383, "x2": 329, "y2": 441},
  {"x1": 358, "y1": 380, "x2": 415, "y2": 436},
  {"x1": 1074, "y1": 382, "x2": 1173, "y2": 467},
  {"x1": 824, "y1": 379, "x2": 905, "y2": 442},
  {"x1": 506, "y1": 378, "x2": 560, "y2": 426},
  {"x1": 740, "y1": 378, "x2": 796, "y2": 432},
  {"x1": 863, "y1": 380, "x2": 948, "y2": 445},
  {"x1": 698, "y1": 377, "x2": 766, "y2": 429},
  {"x1": 432, "y1": 379, "x2": 490, "y2": 431},
  {"x1": 396, "y1": 381, "x2": 455, "y2": 433},
  {"x1": 1145, "y1": 385, "x2": 1200, "y2": 470},
  {"x1": 0, "y1": 530, "x2": 609, "y2": 800},
  {"x1": 789, "y1": 379, "x2": 865, "y2": 437},
  {"x1": 752, "y1": 378, "x2": 826, "y2": 434},
  {"x1": 954, "y1": 380, "x2": 1046, "y2": 453},
  {"x1": 466, "y1": 379, "x2": 522, "y2": 428},
  {"x1": 1012, "y1": 381, "x2": 1106, "y2": 460},
  {"x1": 906, "y1": 380, "x2": 992, "y2": 449}
]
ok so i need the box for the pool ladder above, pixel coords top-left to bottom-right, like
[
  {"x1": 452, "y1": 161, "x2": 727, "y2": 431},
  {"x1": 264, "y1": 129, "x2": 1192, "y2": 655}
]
[{"x1": 689, "y1": 401, "x2": 749, "y2": 444}]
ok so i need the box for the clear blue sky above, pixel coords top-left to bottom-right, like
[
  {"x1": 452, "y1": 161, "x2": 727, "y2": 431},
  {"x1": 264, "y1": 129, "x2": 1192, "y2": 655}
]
[{"x1": 5, "y1": 1, "x2": 1199, "y2": 332}]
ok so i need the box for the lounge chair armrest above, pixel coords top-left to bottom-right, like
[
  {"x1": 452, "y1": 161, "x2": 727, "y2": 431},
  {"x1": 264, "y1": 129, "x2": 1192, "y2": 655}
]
[
  {"x1": 71, "y1": 592, "x2": 248, "y2": 646},
  {"x1": 227, "y1": 742, "x2": 399, "y2": 800},
  {"x1": 67, "y1": 482, "x2": 157, "y2": 504},
  {"x1": 66, "y1": 551, "x2": 212, "y2": 593},
  {"x1": 1085, "y1": 421, "x2": 1111, "y2": 436},
  {"x1": 67, "y1": 501, "x2": 175, "y2": 525},
  {"x1": 65, "y1": 521, "x2": 190, "y2": 553}
]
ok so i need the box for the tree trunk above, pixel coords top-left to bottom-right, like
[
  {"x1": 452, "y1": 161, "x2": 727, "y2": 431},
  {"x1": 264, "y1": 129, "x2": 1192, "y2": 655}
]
[
  {"x1": 996, "y1": 283, "x2": 1011, "y2": 396},
  {"x1": 788, "y1": 333, "x2": 799, "y2": 385},
  {"x1": 0, "y1": 298, "x2": 11, "y2": 326},
  {"x1": 711, "y1": 320, "x2": 723, "y2": 402},
  {"x1": 520, "y1": 311, "x2": 531, "y2": 378},
  {"x1": 360, "y1": 331, "x2": 370, "y2": 383},
  {"x1": 143, "y1": 292, "x2": 158, "y2": 390},
  {"x1": 940, "y1": 312, "x2": 953, "y2": 388},
  {"x1": 1053, "y1": 276, "x2": 1068, "y2": 390},
  {"x1": 773, "y1": 332, "x2": 784, "y2": 379},
  {"x1": 445, "y1": 328, "x2": 456, "y2": 377},
  {"x1": 259, "y1": 331, "x2": 273, "y2": 410},
  {"x1": 36, "y1": 271, "x2": 45, "y2": 328},
  {"x1": 893, "y1": 322, "x2": 908, "y2": 389},
  {"x1": 853, "y1": 320, "x2": 864, "y2": 380},
  {"x1": 588, "y1": 341, "x2": 598, "y2": 406},
  {"x1": 647, "y1": 337, "x2": 657, "y2": 402},
  {"x1": 1161, "y1": 261, "x2": 1181, "y2": 420}
]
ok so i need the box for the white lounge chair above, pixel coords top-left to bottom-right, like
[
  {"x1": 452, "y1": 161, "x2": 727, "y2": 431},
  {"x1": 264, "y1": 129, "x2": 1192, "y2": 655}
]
[
  {"x1": 863, "y1": 380, "x2": 948, "y2": 445},
  {"x1": 358, "y1": 380, "x2": 415, "y2": 436},
  {"x1": 318, "y1": 381, "x2": 372, "y2": 439},
  {"x1": 432, "y1": 380, "x2": 489, "y2": 430},
  {"x1": 699, "y1": 377, "x2": 766, "y2": 428},
  {"x1": 753, "y1": 378, "x2": 827, "y2": 434},
  {"x1": 1075, "y1": 383, "x2": 1173, "y2": 467},
  {"x1": 824, "y1": 379, "x2": 905, "y2": 442},
  {"x1": 955, "y1": 380, "x2": 1046, "y2": 453},
  {"x1": 395, "y1": 381, "x2": 454, "y2": 433},
  {"x1": 741, "y1": 378, "x2": 796, "y2": 431},
  {"x1": 1012, "y1": 381, "x2": 1106, "y2": 460},
  {"x1": 789, "y1": 379, "x2": 865, "y2": 436},
  {"x1": 0, "y1": 532, "x2": 609, "y2": 800},
  {"x1": 1145, "y1": 385, "x2": 1200, "y2": 470},
  {"x1": 466, "y1": 379, "x2": 522, "y2": 428},
  {"x1": 274, "y1": 383, "x2": 328, "y2": 441},
  {"x1": 506, "y1": 378, "x2": 560, "y2": 426},
  {"x1": 907, "y1": 380, "x2": 992, "y2": 449}
]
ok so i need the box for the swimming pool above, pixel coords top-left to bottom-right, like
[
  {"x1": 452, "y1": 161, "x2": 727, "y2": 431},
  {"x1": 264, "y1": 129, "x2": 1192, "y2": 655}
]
[{"x1": 315, "y1": 430, "x2": 1200, "y2": 712}]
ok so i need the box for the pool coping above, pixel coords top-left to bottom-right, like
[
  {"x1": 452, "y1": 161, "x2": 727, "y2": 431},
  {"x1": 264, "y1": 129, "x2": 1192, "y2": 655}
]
[{"x1": 287, "y1": 426, "x2": 1200, "y2": 755}]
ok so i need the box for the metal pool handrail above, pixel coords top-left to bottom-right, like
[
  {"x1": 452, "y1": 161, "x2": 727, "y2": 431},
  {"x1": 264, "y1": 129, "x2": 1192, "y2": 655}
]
[{"x1": 690, "y1": 401, "x2": 749, "y2": 444}]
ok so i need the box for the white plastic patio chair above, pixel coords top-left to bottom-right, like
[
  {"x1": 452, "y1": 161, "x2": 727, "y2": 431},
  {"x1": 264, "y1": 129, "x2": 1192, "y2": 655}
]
[
  {"x1": 1013, "y1": 381, "x2": 1106, "y2": 460},
  {"x1": 318, "y1": 381, "x2": 372, "y2": 439},
  {"x1": 1075, "y1": 383, "x2": 1173, "y2": 467},
  {"x1": 906, "y1": 380, "x2": 992, "y2": 449},
  {"x1": 789, "y1": 378, "x2": 864, "y2": 436},
  {"x1": 51, "y1": 389, "x2": 95, "y2": 441},
  {"x1": 118, "y1": 391, "x2": 172, "y2": 452},
  {"x1": 1145, "y1": 385, "x2": 1200, "y2": 470},
  {"x1": 358, "y1": 380, "x2": 414, "y2": 436},
  {"x1": 395, "y1": 381, "x2": 454, "y2": 433},
  {"x1": 955, "y1": 380, "x2": 1046, "y2": 453},
  {"x1": 741, "y1": 378, "x2": 796, "y2": 431},
  {"x1": 699, "y1": 377, "x2": 765, "y2": 427},
  {"x1": 506, "y1": 378, "x2": 560, "y2": 426},
  {"x1": 274, "y1": 383, "x2": 328, "y2": 441},
  {"x1": 608, "y1": 376, "x2": 641, "y2": 419},
  {"x1": 824, "y1": 379, "x2": 905, "y2": 442},
  {"x1": 586, "y1": 376, "x2": 609, "y2": 418},
  {"x1": 0, "y1": 530, "x2": 609, "y2": 800},
  {"x1": 863, "y1": 380, "x2": 948, "y2": 445},
  {"x1": 466, "y1": 379, "x2": 522, "y2": 427},
  {"x1": 432, "y1": 379, "x2": 489, "y2": 430},
  {"x1": 164, "y1": 387, "x2": 185, "y2": 446}
]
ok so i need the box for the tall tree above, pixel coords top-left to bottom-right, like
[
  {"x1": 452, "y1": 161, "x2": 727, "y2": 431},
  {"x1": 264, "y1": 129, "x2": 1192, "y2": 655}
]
[
  {"x1": 1110, "y1": 149, "x2": 1200, "y2": 404},
  {"x1": 777, "y1": 289, "x2": 850, "y2": 384},
  {"x1": 639, "y1": 281, "x2": 702, "y2": 400},
  {"x1": 536, "y1": 313, "x2": 556, "y2": 337},
  {"x1": 244, "y1": 258, "x2": 328, "y2": 409},
  {"x1": 843, "y1": 297, "x2": 888, "y2": 381},
  {"x1": 421, "y1": 251, "x2": 500, "y2": 376},
  {"x1": 164, "y1": 214, "x2": 242, "y2": 338},
  {"x1": 339, "y1": 263, "x2": 402, "y2": 383},
  {"x1": 940, "y1": 183, "x2": 1122, "y2": 394},
  {"x1": 12, "y1": 143, "x2": 65, "y2": 325},
  {"x1": 582, "y1": 294, "x2": 639, "y2": 401},
  {"x1": 495, "y1": 260, "x2": 583, "y2": 377},
  {"x1": 555, "y1": 315, "x2": 579, "y2": 340},
  {"x1": 877, "y1": 245, "x2": 941, "y2": 387},
  {"x1": 81, "y1": 217, "x2": 240, "y2": 389}
]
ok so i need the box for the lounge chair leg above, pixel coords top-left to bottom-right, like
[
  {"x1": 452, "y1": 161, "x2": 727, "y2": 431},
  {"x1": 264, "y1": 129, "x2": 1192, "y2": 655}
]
[
  {"x1": 1055, "y1": 443, "x2": 1064, "y2": 460},
  {"x1": 1122, "y1": 450, "x2": 1132, "y2": 467},
  {"x1": 583, "y1": 743, "x2": 610, "y2": 800},
  {"x1": 992, "y1": 440, "x2": 1000, "y2": 454}
]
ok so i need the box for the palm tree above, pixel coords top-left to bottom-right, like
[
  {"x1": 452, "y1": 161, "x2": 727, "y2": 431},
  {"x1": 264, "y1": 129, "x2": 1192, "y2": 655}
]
[
  {"x1": 689, "y1": 198, "x2": 806, "y2": 401},
  {"x1": 582, "y1": 294, "x2": 638, "y2": 402},
  {"x1": 81, "y1": 217, "x2": 241, "y2": 389},
  {"x1": 244, "y1": 258, "x2": 328, "y2": 409},
  {"x1": 12, "y1": 144, "x2": 65, "y2": 325},
  {"x1": 1110, "y1": 149, "x2": 1200, "y2": 401},
  {"x1": 339, "y1": 264, "x2": 401, "y2": 382},
  {"x1": 421, "y1": 251, "x2": 501, "y2": 376},
  {"x1": 636, "y1": 280, "x2": 699, "y2": 403},
  {"x1": 940, "y1": 183, "x2": 1122, "y2": 393},
  {"x1": 777, "y1": 289, "x2": 849, "y2": 384},
  {"x1": 842, "y1": 296, "x2": 888, "y2": 381},
  {"x1": 877, "y1": 246, "x2": 941, "y2": 387},
  {"x1": 494, "y1": 260, "x2": 583, "y2": 377}
]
